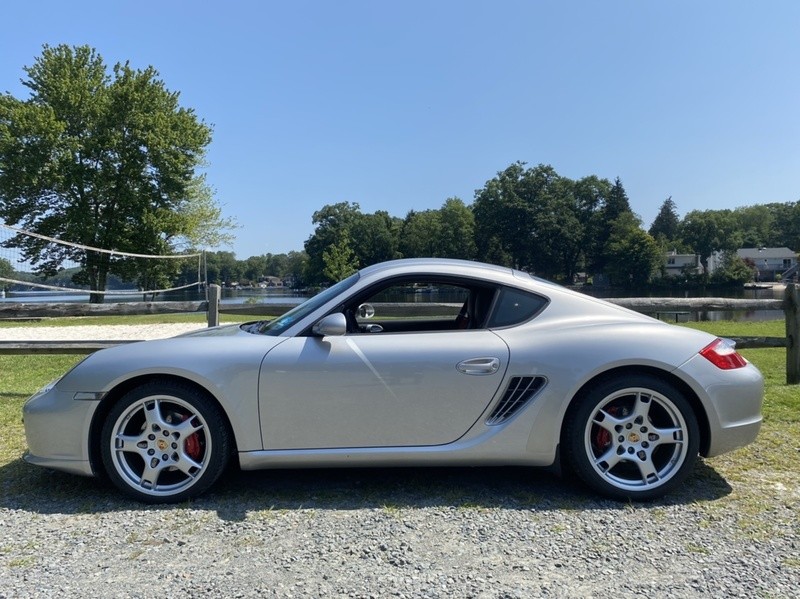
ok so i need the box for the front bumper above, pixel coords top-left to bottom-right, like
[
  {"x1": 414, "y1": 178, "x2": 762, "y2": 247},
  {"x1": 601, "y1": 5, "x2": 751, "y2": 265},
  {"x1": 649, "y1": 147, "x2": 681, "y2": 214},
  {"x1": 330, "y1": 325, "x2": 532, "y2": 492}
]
[{"x1": 22, "y1": 385, "x2": 99, "y2": 477}]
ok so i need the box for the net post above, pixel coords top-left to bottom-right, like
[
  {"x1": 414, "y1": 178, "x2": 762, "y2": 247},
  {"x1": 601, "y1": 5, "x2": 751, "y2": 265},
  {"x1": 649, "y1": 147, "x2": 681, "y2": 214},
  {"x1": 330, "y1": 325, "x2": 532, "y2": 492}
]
[
  {"x1": 207, "y1": 284, "x2": 221, "y2": 328},
  {"x1": 785, "y1": 283, "x2": 800, "y2": 385}
]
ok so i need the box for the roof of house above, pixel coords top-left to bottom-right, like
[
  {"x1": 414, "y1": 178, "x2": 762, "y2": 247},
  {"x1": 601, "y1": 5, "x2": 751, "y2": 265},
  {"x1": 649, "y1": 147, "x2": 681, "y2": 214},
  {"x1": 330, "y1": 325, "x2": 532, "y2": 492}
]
[{"x1": 737, "y1": 247, "x2": 796, "y2": 260}]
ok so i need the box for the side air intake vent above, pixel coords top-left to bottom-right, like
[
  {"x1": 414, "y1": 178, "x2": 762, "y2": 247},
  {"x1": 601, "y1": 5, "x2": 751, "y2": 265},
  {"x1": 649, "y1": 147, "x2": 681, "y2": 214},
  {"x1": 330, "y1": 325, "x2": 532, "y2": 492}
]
[{"x1": 486, "y1": 376, "x2": 546, "y2": 425}]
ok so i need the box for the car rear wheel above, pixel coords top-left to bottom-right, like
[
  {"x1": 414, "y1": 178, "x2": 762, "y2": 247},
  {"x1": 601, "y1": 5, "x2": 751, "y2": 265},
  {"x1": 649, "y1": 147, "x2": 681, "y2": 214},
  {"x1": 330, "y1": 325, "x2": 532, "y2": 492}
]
[
  {"x1": 101, "y1": 381, "x2": 231, "y2": 503},
  {"x1": 563, "y1": 374, "x2": 700, "y2": 501}
]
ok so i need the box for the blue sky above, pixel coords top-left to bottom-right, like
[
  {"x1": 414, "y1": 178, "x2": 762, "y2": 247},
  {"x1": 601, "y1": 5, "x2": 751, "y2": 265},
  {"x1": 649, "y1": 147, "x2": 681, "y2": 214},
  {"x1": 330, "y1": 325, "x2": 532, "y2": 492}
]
[{"x1": 2, "y1": 1, "x2": 798, "y2": 258}]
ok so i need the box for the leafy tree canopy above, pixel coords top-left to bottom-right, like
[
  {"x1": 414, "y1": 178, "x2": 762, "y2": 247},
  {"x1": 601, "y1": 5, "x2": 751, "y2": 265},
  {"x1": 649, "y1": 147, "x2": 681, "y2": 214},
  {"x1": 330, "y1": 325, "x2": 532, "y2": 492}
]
[
  {"x1": 0, "y1": 256, "x2": 13, "y2": 281},
  {"x1": 0, "y1": 44, "x2": 235, "y2": 301},
  {"x1": 603, "y1": 212, "x2": 662, "y2": 286},
  {"x1": 648, "y1": 197, "x2": 680, "y2": 242}
]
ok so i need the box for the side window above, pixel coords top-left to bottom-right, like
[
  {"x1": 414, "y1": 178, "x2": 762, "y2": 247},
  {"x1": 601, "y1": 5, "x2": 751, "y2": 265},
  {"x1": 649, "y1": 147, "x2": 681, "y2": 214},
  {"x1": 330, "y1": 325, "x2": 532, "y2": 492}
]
[
  {"x1": 487, "y1": 287, "x2": 547, "y2": 328},
  {"x1": 351, "y1": 281, "x2": 469, "y2": 333}
]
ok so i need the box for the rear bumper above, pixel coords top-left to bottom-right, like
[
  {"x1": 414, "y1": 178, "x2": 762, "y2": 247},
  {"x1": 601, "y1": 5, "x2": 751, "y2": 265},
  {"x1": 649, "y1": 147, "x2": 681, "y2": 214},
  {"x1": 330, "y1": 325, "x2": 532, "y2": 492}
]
[{"x1": 678, "y1": 355, "x2": 764, "y2": 457}]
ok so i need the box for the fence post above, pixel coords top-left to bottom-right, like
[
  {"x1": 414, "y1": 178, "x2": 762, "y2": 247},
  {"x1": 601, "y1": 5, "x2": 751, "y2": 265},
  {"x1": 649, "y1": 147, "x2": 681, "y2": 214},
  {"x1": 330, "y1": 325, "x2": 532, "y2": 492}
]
[
  {"x1": 785, "y1": 283, "x2": 800, "y2": 385},
  {"x1": 207, "y1": 284, "x2": 221, "y2": 328}
]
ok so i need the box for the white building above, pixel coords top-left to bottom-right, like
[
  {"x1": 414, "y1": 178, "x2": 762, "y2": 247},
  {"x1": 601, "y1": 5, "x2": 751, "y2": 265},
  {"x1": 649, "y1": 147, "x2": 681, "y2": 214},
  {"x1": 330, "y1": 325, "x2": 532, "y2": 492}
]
[
  {"x1": 663, "y1": 251, "x2": 703, "y2": 278},
  {"x1": 737, "y1": 247, "x2": 797, "y2": 281}
]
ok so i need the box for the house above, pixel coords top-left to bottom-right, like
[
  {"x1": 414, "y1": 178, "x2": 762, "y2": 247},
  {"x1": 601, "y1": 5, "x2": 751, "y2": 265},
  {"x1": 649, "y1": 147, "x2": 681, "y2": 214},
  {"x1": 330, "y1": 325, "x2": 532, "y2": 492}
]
[
  {"x1": 663, "y1": 251, "x2": 703, "y2": 278},
  {"x1": 737, "y1": 247, "x2": 797, "y2": 281}
]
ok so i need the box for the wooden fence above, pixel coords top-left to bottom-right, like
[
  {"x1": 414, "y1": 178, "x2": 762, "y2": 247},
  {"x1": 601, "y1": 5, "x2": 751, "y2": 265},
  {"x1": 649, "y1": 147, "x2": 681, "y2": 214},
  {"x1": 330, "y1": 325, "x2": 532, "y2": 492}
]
[{"x1": 2, "y1": 284, "x2": 799, "y2": 384}]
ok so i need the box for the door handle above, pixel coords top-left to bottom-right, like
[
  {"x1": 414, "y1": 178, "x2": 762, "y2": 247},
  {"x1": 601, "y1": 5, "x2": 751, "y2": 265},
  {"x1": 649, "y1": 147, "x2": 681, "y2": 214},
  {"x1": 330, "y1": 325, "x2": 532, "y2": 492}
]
[{"x1": 456, "y1": 357, "x2": 500, "y2": 375}]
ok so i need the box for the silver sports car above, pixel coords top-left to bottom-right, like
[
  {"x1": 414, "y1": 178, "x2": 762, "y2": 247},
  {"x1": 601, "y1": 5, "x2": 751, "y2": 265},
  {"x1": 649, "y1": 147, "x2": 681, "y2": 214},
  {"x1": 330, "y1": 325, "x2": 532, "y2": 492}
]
[{"x1": 23, "y1": 259, "x2": 763, "y2": 503}]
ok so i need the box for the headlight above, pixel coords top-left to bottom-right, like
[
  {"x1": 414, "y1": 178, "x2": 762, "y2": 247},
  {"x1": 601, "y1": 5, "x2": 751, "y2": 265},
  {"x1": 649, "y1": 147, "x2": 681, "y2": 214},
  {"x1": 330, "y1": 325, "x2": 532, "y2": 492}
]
[{"x1": 26, "y1": 377, "x2": 62, "y2": 403}]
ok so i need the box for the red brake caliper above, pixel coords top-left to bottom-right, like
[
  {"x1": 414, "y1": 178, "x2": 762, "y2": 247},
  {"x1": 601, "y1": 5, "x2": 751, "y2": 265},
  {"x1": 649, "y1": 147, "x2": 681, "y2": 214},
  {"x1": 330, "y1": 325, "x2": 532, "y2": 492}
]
[
  {"x1": 594, "y1": 406, "x2": 619, "y2": 451},
  {"x1": 181, "y1": 414, "x2": 202, "y2": 460}
]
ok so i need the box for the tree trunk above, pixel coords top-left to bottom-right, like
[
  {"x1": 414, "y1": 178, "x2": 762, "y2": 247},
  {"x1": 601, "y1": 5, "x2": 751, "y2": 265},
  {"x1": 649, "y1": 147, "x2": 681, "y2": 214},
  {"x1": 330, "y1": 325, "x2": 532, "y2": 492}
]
[{"x1": 88, "y1": 254, "x2": 110, "y2": 304}]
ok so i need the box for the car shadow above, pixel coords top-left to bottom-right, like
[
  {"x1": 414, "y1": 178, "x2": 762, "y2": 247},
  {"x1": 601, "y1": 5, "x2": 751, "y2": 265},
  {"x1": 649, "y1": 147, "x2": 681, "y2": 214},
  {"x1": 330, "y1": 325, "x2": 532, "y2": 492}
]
[{"x1": 0, "y1": 457, "x2": 731, "y2": 520}]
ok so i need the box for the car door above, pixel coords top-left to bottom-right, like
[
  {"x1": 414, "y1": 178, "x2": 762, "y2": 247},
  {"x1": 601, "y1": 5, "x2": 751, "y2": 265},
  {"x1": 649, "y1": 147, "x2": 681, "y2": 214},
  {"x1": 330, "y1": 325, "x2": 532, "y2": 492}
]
[{"x1": 257, "y1": 328, "x2": 510, "y2": 450}]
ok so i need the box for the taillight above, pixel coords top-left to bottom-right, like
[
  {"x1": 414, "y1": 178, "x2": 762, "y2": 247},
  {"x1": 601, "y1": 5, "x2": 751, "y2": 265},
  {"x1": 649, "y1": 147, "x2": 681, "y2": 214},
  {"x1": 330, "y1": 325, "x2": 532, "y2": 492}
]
[{"x1": 699, "y1": 338, "x2": 747, "y2": 370}]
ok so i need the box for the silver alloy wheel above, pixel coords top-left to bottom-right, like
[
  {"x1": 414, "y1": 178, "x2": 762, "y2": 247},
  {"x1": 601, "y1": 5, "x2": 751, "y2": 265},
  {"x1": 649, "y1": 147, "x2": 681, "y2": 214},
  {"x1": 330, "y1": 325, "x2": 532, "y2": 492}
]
[
  {"x1": 108, "y1": 394, "x2": 211, "y2": 497},
  {"x1": 583, "y1": 386, "x2": 690, "y2": 492}
]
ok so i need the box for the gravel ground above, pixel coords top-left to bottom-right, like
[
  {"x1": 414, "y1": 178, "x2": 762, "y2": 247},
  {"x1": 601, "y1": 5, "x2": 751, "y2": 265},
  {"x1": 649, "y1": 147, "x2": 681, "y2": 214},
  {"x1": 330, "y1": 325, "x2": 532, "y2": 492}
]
[
  {"x1": 0, "y1": 322, "x2": 205, "y2": 341},
  {"x1": 1, "y1": 462, "x2": 798, "y2": 598},
  {"x1": 1, "y1": 324, "x2": 798, "y2": 597}
]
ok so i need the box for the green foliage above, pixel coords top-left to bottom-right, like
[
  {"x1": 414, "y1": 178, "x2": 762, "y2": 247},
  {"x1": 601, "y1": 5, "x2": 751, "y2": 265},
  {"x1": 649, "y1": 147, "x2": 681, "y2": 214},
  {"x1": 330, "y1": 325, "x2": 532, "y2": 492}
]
[
  {"x1": 437, "y1": 198, "x2": 477, "y2": 259},
  {"x1": 322, "y1": 231, "x2": 358, "y2": 282},
  {"x1": 0, "y1": 44, "x2": 234, "y2": 302},
  {"x1": 350, "y1": 211, "x2": 402, "y2": 266},
  {"x1": 399, "y1": 198, "x2": 476, "y2": 260},
  {"x1": 304, "y1": 202, "x2": 365, "y2": 284},
  {"x1": 679, "y1": 209, "x2": 742, "y2": 274},
  {"x1": 0, "y1": 256, "x2": 12, "y2": 281},
  {"x1": 472, "y1": 164, "x2": 640, "y2": 281},
  {"x1": 648, "y1": 197, "x2": 681, "y2": 243},
  {"x1": 602, "y1": 212, "x2": 662, "y2": 286},
  {"x1": 711, "y1": 253, "x2": 755, "y2": 285},
  {"x1": 588, "y1": 177, "x2": 636, "y2": 274},
  {"x1": 304, "y1": 198, "x2": 477, "y2": 284},
  {"x1": 400, "y1": 209, "x2": 441, "y2": 257},
  {"x1": 473, "y1": 163, "x2": 589, "y2": 279},
  {"x1": 192, "y1": 250, "x2": 307, "y2": 287}
]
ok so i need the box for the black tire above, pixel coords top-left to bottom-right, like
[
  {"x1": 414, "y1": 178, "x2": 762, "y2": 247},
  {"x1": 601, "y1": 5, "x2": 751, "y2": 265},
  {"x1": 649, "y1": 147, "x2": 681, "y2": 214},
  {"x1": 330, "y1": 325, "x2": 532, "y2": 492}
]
[
  {"x1": 563, "y1": 374, "x2": 700, "y2": 501},
  {"x1": 101, "y1": 381, "x2": 231, "y2": 503}
]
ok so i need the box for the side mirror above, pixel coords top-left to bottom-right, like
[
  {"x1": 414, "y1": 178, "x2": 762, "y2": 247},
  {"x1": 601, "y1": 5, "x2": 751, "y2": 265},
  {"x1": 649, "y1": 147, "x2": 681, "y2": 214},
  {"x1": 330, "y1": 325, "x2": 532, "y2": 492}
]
[{"x1": 312, "y1": 313, "x2": 347, "y2": 337}]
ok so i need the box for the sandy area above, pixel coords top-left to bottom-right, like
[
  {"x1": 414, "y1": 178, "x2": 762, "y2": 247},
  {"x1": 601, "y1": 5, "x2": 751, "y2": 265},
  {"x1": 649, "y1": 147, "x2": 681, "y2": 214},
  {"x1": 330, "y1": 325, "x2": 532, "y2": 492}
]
[{"x1": 0, "y1": 322, "x2": 206, "y2": 341}]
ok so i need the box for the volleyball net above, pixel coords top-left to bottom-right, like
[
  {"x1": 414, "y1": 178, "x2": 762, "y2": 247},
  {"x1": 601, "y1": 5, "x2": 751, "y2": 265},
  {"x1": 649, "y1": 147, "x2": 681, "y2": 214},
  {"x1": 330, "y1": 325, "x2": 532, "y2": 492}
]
[{"x1": 0, "y1": 223, "x2": 205, "y2": 298}]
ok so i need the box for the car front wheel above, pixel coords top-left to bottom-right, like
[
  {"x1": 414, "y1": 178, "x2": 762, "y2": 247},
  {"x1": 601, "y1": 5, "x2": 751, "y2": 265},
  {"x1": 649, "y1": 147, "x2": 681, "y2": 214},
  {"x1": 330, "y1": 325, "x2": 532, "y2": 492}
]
[
  {"x1": 101, "y1": 381, "x2": 231, "y2": 503},
  {"x1": 563, "y1": 375, "x2": 700, "y2": 501}
]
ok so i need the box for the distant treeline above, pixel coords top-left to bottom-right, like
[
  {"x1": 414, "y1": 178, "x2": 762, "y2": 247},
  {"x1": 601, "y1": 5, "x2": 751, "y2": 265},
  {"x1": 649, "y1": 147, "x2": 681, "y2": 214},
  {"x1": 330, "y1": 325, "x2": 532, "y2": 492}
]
[{"x1": 4, "y1": 162, "x2": 798, "y2": 291}]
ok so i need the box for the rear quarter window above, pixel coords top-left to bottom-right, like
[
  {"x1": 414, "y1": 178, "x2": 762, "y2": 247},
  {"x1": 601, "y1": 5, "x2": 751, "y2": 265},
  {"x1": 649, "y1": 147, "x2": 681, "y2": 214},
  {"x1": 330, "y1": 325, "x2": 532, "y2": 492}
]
[{"x1": 487, "y1": 287, "x2": 548, "y2": 328}]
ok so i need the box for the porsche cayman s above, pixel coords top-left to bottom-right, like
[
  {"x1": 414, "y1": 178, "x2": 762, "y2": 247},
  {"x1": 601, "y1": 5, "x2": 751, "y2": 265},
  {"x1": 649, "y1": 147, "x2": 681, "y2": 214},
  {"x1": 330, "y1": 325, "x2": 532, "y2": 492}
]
[{"x1": 23, "y1": 259, "x2": 763, "y2": 503}]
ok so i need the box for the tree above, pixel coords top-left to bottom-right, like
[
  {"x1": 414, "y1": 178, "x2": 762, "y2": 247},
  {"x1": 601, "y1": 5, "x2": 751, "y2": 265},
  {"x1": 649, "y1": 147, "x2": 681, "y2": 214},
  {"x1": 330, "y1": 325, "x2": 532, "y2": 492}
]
[
  {"x1": 0, "y1": 44, "x2": 233, "y2": 302},
  {"x1": 603, "y1": 213, "x2": 662, "y2": 286},
  {"x1": 437, "y1": 198, "x2": 476, "y2": 259},
  {"x1": 322, "y1": 232, "x2": 358, "y2": 282},
  {"x1": 589, "y1": 176, "x2": 635, "y2": 274},
  {"x1": 473, "y1": 162, "x2": 537, "y2": 269},
  {"x1": 649, "y1": 197, "x2": 680, "y2": 242},
  {"x1": 204, "y1": 251, "x2": 241, "y2": 286},
  {"x1": 763, "y1": 201, "x2": 800, "y2": 249},
  {"x1": 473, "y1": 163, "x2": 585, "y2": 278},
  {"x1": 304, "y1": 202, "x2": 363, "y2": 284},
  {"x1": 680, "y1": 209, "x2": 741, "y2": 275},
  {"x1": 400, "y1": 209, "x2": 442, "y2": 258},
  {"x1": 350, "y1": 210, "x2": 401, "y2": 266},
  {"x1": 242, "y1": 255, "x2": 269, "y2": 283},
  {"x1": 712, "y1": 253, "x2": 755, "y2": 285},
  {"x1": 283, "y1": 251, "x2": 308, "y2": 285},
  {"x1": 0, "y1": 256, "x2": 13, "y2": 290},
  {"x1": 732, "y1": 204, "x2": 773, "y2": 249},
  {"x1": 400, "y1": 199, "x2": 476, "y2": 260}
]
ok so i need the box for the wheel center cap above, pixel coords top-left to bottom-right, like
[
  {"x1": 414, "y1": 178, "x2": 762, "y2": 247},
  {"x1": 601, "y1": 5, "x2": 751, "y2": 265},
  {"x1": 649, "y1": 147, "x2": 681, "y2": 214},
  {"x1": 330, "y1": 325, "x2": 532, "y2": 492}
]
[
  {"x1": 157, "y1": 439, "x2": 168, "y2": 451},
  {"x1": 628, "y1": 432, "x2": 641, "y2": 443}
]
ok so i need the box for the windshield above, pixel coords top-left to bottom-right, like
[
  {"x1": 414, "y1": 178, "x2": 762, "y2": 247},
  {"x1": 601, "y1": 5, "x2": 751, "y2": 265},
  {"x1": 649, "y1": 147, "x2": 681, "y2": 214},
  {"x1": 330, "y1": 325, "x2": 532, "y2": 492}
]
[{"x1": 253, "y1": 272, "x2": 360, "y2": 335}]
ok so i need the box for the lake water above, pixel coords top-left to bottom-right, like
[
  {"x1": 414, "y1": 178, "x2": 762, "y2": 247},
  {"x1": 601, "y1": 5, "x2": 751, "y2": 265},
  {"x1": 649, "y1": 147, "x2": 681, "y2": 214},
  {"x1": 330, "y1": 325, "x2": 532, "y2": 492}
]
[{"x1": 0, "y1": 288, "x2": 308, "y2": 305}]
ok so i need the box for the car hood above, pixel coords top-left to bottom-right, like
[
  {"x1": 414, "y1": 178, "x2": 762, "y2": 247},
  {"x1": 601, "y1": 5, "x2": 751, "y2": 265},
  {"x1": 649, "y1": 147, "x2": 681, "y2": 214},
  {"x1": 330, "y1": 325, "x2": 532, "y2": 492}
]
[
  {"x1": 173, "y1": 323, "x2": 250, "y2": 338},
  {"x1": 55, "y1": 323, "x2": 285, "y2": 394}
]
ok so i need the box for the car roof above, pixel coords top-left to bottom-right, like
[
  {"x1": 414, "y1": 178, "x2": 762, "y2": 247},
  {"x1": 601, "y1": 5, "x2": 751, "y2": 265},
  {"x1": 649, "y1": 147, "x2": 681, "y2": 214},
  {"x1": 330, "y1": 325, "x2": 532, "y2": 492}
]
[{"x1": 359, "y1": 258, "x2": 515, "y2": 280}]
